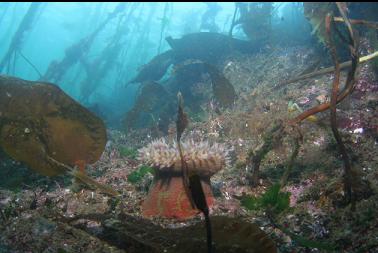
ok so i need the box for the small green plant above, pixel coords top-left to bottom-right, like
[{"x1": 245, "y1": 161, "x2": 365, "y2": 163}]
[
  {"x1": 281, "y1": 227, "x2": 337, "y2": 251},
  {"x1": 119, "y1": 147, "x2": 138, "y2": 159},
  {"x1": 241, "y1": 184, "x2": 336, "y2": 251},
  {"x1": 127, "y1": 165, "x2": 154, "y2": 184},
  {"x1": 241, "y1": 183, "x2": 290, "y2": 214}
]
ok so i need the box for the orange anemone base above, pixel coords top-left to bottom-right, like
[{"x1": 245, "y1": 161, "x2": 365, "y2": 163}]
[{"x1": 141, "y1": 176, "x2": 214, "y2": 220}]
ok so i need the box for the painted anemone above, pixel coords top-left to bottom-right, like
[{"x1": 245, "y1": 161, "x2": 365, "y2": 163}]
[{"x1": 138, "y1": 138, "x2": 230, "y2": 219}]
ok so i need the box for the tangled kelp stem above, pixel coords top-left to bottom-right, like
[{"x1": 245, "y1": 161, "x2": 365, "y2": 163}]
[
  {"x1": 176, "y1": 92, "x2": 194, "y2": 209},
  {"x1": 326, "y1": 12, "x2": 354, "y2": 206},
  {"x1": 46, "y1": 153, "x2": 120, "y2": 197},
  {"x1": 280, "y1": 127, "x2": 302, "y2": 187},
  {"x1": 279, "y1": 12, "x2": 378, "y2": 88},
  {"x1": 278, "y1": 50, "x2": 378, "y2": 87},
  {"x1": 289, "y1": 4, "x2": 360, "y2": 206},
  {"x1": 41, "y1": 3, "x2": 127, "y2": 83},
  {"x1": 0, "y1": 3, "x2": 43, "y2": 74},
  {"x1": 330, "y1": 3, "x2": 359, "y2": 208},
  {"x1": 334, "y1": 16, "x2": 378, "y2": 29},
  {"x1": 289, "y1": 4, "x2": 360, "y2": 208},
  {"x1": 247, "y1": 119, "x2": 285, "y2": 186},
  {"x1": 16, "y1": 49, "x2": 43, "y2": 78},
  {"x1": 248, "y1": 4, "x2": 363, "y2": 192},
  {"x1": 176, "y1": 93, "x2": 213, "y2": 253}
]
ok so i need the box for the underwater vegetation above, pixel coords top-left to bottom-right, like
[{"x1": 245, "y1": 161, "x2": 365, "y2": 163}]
[
  {"x1": 123, "y1": 81, "x2": 176, "y2": 133},
  {"x1": 125, "y1": 41, "x2": 238, "y2": 132},
  {"x1": 130, "y1": 32, "x2": 255, "y2": 85},
  {"x1": 0, "y1": 3, "x2": 43, "y2": 74},
  {"x1": 0, "y1": 76, "x2": 106, "y2": 176},
  {"x1": 0, "y1": 75, "x2": 119, "y2": 197},
  {"x1": 119, "y1": 146, "x2": 138, "y2": 159},
  {"x1": 233, "y1": 3, "x2": 273, "y2": 46},
  {"x1": 127, "y1": 165, "x2": 154, "y2": 184},
  {"x1": 241, "y1": 183, "x2": 290, "y2": 215},
  {"x1": 1, "y1": 2, "x2": 378, "y2": 253}
]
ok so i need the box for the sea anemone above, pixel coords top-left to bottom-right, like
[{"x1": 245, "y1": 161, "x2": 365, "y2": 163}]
[{"x1": 138, "y1": 138, "x2": 230, "y2": 219}]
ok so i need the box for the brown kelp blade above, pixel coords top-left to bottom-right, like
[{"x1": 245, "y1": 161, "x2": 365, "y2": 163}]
[
  {"x1": 0, "y1": 75, "x2": 107, "y2": 177},
  {"x1": 166, "y1": 216, "x2": 277, "y2": 253},
  {"x1": 124, "y1": 81, "x2": 175, "y2": 131},
  {"x1": 173, "y1": 60, "x2": 236, "y2": 107},
  {"x1": 128, "y1": 50, "x2": 174, "y2": 84}
]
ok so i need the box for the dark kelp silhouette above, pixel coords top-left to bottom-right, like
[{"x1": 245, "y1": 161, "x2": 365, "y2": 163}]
[
  {"x1": 128, "y1": 50, "x2": 174, "y2": 84},
  {"x1": 0, "y1": 3, "x2": 44, "y2": 74},
  {"x1": 246, "y1": 3, "x2": 372, "y2": 211},
  {"x1": 129, "y1": 32, "x2": 255, "y2": 84},
  {"x1": 176, "y1": 93, "x2": 212, "y2": 252},
  {"x1": 41, "y1": 3, "x2": 127, "y2": 84},
  {"x1": 123, "y1": 81, "x2": 176, "y2": 132},
  {"x1": 59, "y1": 213, "x2": 276, "y2": 253},
  {"x1": 124, "y1": 60, "x2": 236, "y2": 132}
]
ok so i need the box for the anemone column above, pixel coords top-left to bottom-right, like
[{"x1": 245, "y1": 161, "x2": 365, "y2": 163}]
[{"x1": 138, "y1": 139, "x2": 229, "y2": 220}]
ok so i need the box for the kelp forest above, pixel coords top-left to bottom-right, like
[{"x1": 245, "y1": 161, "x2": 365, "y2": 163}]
[{"x1": 0, "y1": 2, "x2": 378, "y2": 253}]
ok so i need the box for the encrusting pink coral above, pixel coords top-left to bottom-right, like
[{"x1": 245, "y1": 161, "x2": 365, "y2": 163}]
[{"x1": 138, "y1": 138, "x2": 230, "y2": 219}]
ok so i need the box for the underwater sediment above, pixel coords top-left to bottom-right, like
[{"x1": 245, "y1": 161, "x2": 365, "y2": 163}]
[{"x1": 1, "y1": 2, "x2": 378, "y2": 253}]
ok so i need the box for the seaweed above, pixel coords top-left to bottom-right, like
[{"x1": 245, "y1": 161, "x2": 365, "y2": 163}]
[
  {"x1": 0, "y1": 3, "x2": 44, "y2": 74},
  {"x1": 79, "y1": 7, "x2": 133, "y2": 103},
  {"x1": 176, "y1": 93, "x2": 212, "y2": 253},
  {"x1": 157, "y1": 3, "x2": 173, "y2": 54},
  {"x1": 172, "y1": 60, "x2": 236, "y2": 107},
  {"x1": 205, "y1": 63, "x2": 236, "y2": 107},
  {"x1": 241, "y1": 183, "x2": 290, "y2": 215},
  {"x1": 0, "y1": 75, "x2": 118, "y2": 197},
  {"x1": 124, "y1": 81, "x2": 175, "y2": 132},
  {"x1": 128, "y1": 50, "x2": 174, "y2": 84},
  {"x1": 0, "y1": 76, "x2": 106, "y2": 176},
  {"x1": 200, "y1": 3, "x2": 221, "y2": 33},
  {"x1": 166, "y1": 32, "x2": 255, "y2": 64},
  {"x1": 241, "y1": 184, "x2": 336, "y2": 251},
  {"x1": 236, "y1": 3, "x2": 273, "y2": 46},
  {"x1": 280, "y1": 227, "x2": 337, "y2": 251},
  {"x1": 246, "y1": 119, "x2": 285, "y2": 186},
  {"x1": 119, "y1": 147, "x2": 138, "y2": 159},
  {"x1": 303, "y1": 2, "x2": 336, "y2": 45},
  {"x1": 127, "y1": 165, "x2": 154, "y2": 184},
  {"x1": 130, "y1": 32, "x2": 256, "y2": 84},
  {"x1": 326, "y1": 4, "x2": 359, "y2": 209},
  {"x1": 41, "y1": 3, "x2": 127, "y2": 83},
  {"x1": 69, "y1": 214, "x2": 277, "y2": 253},
  {"x1": 278, "y1": 50, "x2": 378, "y2": 87},
  {"x1": 280, "y1": 128, "x2": 302, "y2": 186}
]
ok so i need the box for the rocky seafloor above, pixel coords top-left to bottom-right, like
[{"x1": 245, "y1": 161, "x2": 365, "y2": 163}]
[{"x1": 0, "y1": 41, "x2": 377, "y2": 253}]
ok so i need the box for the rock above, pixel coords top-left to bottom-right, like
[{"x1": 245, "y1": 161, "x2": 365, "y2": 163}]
[{"x1": 315, "y1": 94, "x2": 328, "y2": 104}]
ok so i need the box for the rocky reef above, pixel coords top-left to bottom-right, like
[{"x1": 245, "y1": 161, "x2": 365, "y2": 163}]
[{"x1": 1, "y1": 3, "x2": 378, "y2": 253}]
